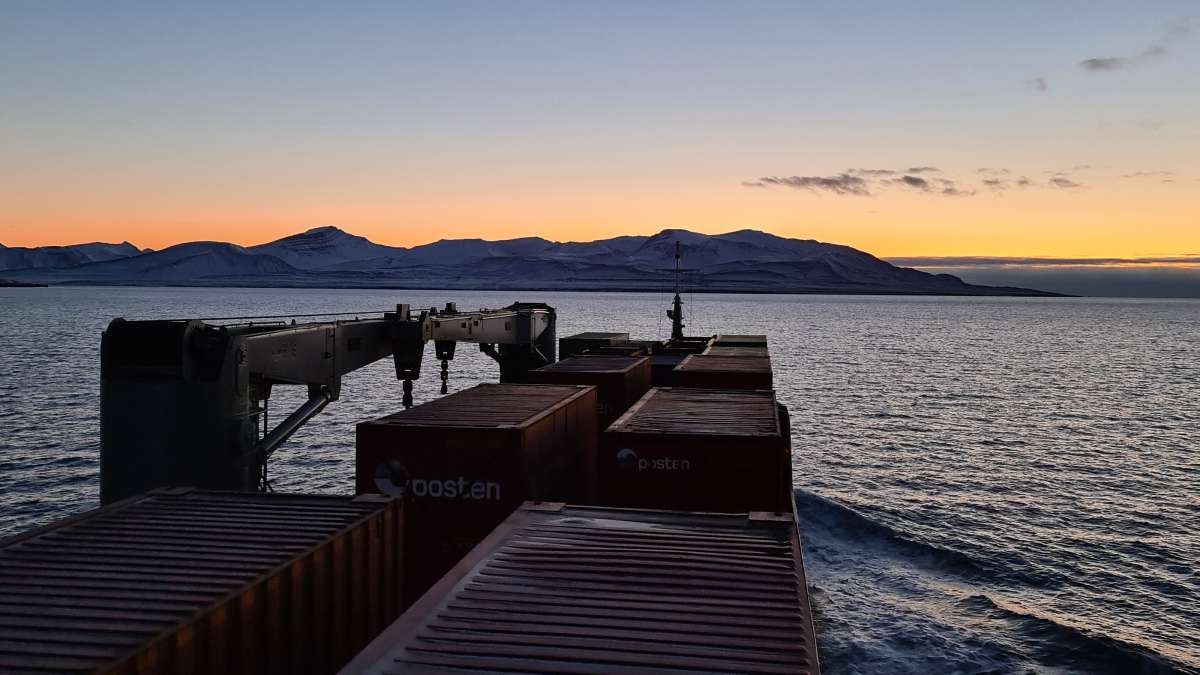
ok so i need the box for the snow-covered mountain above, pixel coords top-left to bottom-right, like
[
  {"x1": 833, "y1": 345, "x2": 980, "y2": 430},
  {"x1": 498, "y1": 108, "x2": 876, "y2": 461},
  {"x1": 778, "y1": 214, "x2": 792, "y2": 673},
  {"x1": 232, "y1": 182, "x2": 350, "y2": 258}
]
[
  {"x1": 0, "y1": 241, "x2": 142, "y2": 271},
  {"x1": 15, "y1": 242, "x2": 297, "y2": 283},
  {"x1": 248, "y1": 226, "x2": 402, "y2": 269},
  {"x1": 5, "y1": 226, "x2": 1058, "y2": 295}
]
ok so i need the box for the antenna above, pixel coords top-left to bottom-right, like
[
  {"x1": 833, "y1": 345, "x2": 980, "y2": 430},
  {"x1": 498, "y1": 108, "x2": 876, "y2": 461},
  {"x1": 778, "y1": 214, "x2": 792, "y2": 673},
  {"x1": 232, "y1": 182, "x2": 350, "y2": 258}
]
[{"x1": 666, "y1": 240, "x2": 685, "y2": 339}]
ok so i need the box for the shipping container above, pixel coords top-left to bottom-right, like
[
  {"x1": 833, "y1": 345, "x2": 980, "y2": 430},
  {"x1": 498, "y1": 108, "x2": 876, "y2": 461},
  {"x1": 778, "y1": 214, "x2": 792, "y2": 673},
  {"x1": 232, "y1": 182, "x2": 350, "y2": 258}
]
[
  {"x1": 340, "y1": 502, "x2": 820, "y2": 675},
  {"x1": 674, "y1": 353, "x2": 774, "y2": 390},
  {"x1": 666, "y1": 336, "x2": 713, "y2": 352},
  {"x1": 559, "y1": 332, "x2": 629, "y2": 358},
  {"x1": 599, "y1": 387, "x2": 791, "y2": 512},
  {"x1": 528, "y1": 355, "x2": 652, "y2": 428},
  {"x1": 356, "y1": 383, "x2": 597, "y2": 605},
  {"x1": 583, "y1": 339, "x2": 658, "y2": 357},
  {"x1": 649, "y1": 351, "x2": 688, "y2": 387},
  {"x1": 703, "y1": 345, "x2": 771, "y2": 358},
  {"x1": 713, "y1": 333, "x2": 769, "y2": 348},
  {"x1": 0, "y1": 488, "x2": 402, "y2": 675}
]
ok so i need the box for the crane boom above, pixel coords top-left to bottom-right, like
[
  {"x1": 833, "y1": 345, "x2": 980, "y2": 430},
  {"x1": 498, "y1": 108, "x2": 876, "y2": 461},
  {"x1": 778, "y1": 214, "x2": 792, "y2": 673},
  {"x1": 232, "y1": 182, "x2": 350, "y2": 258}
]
[{"x1": 99, "y1": 302, "x2": 555, "y2": 503}]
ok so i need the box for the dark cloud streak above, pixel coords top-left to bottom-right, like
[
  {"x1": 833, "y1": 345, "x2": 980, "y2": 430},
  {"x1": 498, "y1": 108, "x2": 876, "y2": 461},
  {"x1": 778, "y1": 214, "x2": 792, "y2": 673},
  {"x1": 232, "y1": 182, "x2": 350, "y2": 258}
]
[
  {"x1": 748, "y1": 174, "x2": 871, "y2": 196},
  {"x1": 1079, "y1": 17, "x2": 1193, "y2": 72}
]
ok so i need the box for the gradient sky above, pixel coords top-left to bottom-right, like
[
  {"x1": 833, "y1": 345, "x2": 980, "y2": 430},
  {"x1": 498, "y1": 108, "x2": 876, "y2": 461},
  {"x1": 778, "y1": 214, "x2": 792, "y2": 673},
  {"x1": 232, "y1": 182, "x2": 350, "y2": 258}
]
[{"x1": 1, "y1": 2, "x2": 1197, "y2": 257}]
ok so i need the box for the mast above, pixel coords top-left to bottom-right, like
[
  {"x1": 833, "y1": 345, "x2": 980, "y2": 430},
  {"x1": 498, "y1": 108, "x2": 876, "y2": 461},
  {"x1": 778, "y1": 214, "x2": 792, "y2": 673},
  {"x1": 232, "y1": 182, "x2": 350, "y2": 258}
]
[{"x1": 667, "y1": 240, "x2": 685, "y2": 339}]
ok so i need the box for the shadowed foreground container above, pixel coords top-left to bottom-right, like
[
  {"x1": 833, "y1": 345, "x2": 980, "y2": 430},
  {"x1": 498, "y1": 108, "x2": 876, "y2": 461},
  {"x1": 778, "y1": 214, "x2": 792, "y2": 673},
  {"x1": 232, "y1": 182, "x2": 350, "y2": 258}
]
[
  {"x1": 0, "y1": 488, "x2": 402, "y2": 675},
  {"x1": 340, "y1": 502, "x2": 820, "y2": 675},
  {"x1": 674, "y1": 353, "x2": 774, "y2": 390},
  {"x1": 599, "y1": 387, "x2": 791, "y2": 513},
  {"x1": 528, "y1": 355, "x2": 652, "y2": 427},
  {"x1": 356, "y1": 383, "x2": 597, "y2": 606},
  {"x1": 649, "y1": 352, "x2": 687, "y2": 387}
]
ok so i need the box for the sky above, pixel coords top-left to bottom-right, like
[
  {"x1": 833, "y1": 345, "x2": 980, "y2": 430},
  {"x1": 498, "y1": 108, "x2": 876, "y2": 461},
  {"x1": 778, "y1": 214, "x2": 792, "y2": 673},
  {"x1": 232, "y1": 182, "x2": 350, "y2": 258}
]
[{"x1": 1, "y1": 1, "x2": 1197, "y2": 261}]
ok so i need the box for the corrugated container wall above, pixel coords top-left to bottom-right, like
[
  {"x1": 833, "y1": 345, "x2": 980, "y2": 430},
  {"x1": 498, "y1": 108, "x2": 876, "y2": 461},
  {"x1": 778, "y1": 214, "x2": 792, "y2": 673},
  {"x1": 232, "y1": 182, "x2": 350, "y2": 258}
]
[
  {"x1": 356, "y1": 383, "x2": 597, "y2": 605},
  {"x1": 340, "y1": 502, "x2": 820, "y2": 675},
  {"x1": 528, "y1": 355, "x2": 652, "y2": 428},
  {"x1": 599, "y1": 387, "x2": 791, "y2": 513},
  {"x1": 674, "y1": 353, "x2": 774, "y2": 390},
  {"x1": 0, "y1": 488, "x2": 403, "y2": 675}
]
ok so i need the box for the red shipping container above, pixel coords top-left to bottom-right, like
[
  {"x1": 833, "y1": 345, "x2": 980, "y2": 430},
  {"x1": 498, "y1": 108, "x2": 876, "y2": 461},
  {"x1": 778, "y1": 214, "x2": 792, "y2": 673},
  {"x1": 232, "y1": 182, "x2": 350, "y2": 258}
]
[
  {"x1": 599, "y1": 387, "x2": 791, "y2": 513},
  {"x1": 356, "y1": 383, "x2": 597, "y2": 605},
  {"x1": 528, "y1": 355, "x2": 651, "y2": 428},
  {"x1": 674, "y1": 353, "x2": 774, "y2": 390},
  {"x1": 340, "y1": 502, "x2": 821, "y2": 675},
  {"x1": 0, "y1": 488, "x2": 402, "y2": 675}
]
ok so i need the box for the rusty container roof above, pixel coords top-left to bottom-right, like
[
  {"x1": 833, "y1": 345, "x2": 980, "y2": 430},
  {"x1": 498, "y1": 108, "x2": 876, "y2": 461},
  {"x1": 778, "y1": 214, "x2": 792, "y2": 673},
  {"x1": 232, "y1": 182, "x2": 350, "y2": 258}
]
[
  {"x1": 713, "y1": 334, "x2": 769, "y2": 347},
  {"x1": 703, "y1": 345, "x2": 771, "y2": 358},
  {"x1": 366, "y1": 383, "x2": 595, "y2": 429},
  {"x1": 0, "y1": 488, "x2": 397, "y2": 674},
  {"x1": 532, "y1": 355, "x2": 649, "y2": 374},
  {"x1": 609, "y1": 387, "x2": 781, "y2": 438},
  {"x1": 677, "y1": 353, "x2": 773, "y2": 374},
  {"x1": 341, "y1": 502, "x2": 820, "y2": 675}
]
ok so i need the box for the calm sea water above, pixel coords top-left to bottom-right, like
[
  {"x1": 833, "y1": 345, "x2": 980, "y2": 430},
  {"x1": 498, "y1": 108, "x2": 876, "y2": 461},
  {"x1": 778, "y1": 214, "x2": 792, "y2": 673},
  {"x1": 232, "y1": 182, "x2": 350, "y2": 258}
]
[{"x1": 1, "y1": 287, "x2": 1197, "y2": 674}]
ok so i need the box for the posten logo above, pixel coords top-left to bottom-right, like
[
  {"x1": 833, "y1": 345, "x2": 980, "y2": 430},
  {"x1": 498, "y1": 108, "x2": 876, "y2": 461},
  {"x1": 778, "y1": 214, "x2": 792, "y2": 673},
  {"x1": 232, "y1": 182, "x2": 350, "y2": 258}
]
[
  {"x1": 615, "y1": 448, "x2": 692, "y2": 472},
  {"x1": 373, "y1": 460, "x2": 502, "y2": 500}
]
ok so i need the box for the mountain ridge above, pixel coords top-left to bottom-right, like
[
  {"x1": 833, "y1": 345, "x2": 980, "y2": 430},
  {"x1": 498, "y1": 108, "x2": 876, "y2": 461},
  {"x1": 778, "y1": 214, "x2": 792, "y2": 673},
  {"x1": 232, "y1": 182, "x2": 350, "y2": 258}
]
[{"x1": 3, "y1": 226, "x2": 1062, "y2": 296}]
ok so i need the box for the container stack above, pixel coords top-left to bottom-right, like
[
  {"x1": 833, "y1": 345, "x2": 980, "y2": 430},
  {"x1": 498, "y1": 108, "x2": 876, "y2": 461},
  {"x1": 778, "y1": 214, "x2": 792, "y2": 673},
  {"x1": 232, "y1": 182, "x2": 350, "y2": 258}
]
[
  {"x1": 528, "y1": 354, "x2": 652, "y2": 427},
  {"x1": 356, "y1": 383, "x2": 597, "y2": 605},
  {"x1": 558, "y1": 331, "x2": 630, "y2": 358},
  {"x1": 598, "y1": 387, "x2": 792, "y2": 513},
  {"x1": 674, "y1": 353, "x2": 774, "y2": 390},
  {"x1": 0, "y1": 488, "x2": 402, "y2": 675},
  {"x1": 340, "y1": 502, "x2": 820, "y2": 675}
]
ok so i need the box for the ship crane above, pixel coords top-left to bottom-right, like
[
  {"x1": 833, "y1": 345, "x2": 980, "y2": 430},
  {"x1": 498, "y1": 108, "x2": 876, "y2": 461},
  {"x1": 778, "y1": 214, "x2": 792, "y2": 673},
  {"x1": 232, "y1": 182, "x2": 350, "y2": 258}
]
[{"x1": 99, "y1": 302, "x2": 556, "y2": 504}]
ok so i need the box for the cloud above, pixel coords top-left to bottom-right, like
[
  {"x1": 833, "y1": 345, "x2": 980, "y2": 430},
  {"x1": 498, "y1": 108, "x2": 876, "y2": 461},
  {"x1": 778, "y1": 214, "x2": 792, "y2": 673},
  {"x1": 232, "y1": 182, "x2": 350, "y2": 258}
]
[
  {"x1": 748, "y1": 164, "x2": 1080, "y2": 196},
  {"x1": 941, "y1": 186, "x2": 975, "y2": 197},
  {"x1": 1079, "y1": 17, "x2": 1193, "y2": 72},
  {"x1": 1122, "y1": 170, "x2": 1175, "y2": 178},
  {"x1": 1024, "y1": 77, "x2": 1048, "y2": 91},
  {"x1": 748, "y1": 174, "x2": 871, "y2": 196},
  {"x1": 848, "y1": 168, "x2": 898, "y2": 177},
  {"x1": 1080, "y1": 56, "x2": 1130, "y2": 71},
  {"x1": 896, "y1": 175, "x2": 931, "y2": 191}
]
